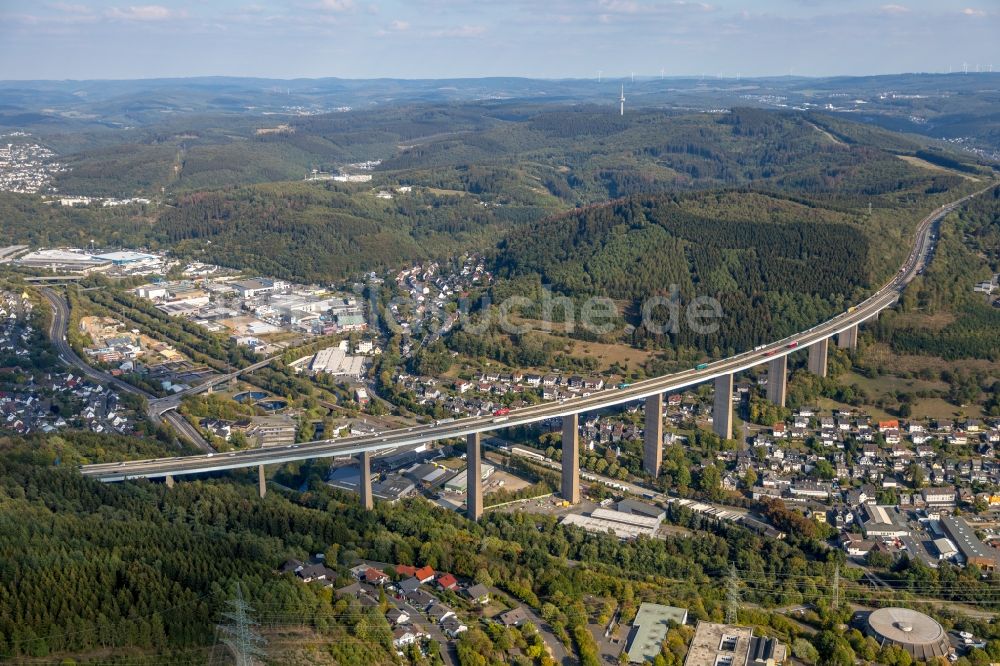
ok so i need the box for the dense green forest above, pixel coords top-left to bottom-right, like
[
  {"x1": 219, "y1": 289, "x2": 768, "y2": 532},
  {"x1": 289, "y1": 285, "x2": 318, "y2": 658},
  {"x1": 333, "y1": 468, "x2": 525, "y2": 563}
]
[{"x1": 4, "y1": 432, "x2": 1000, "y2": 664}]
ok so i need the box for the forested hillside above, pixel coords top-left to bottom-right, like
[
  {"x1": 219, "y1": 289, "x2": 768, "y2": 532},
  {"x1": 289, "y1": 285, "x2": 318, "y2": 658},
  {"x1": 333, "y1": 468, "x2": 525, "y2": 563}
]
[
  {"x1": 3, "y1": 106, "x2": 986, "y2": 289},
  {"x1": 491, "y1": 178, "x2": 986, "y2": 360},
  {"x1": 876, "y1": 185, "x2": 1000, "y2": 360},
  {"x1": 4, "y1": 431, "x2": 1000, "y2": 664}
]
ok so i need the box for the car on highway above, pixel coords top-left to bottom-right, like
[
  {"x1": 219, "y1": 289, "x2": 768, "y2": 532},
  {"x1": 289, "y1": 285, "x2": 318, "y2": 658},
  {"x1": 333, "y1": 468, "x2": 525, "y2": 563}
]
[
  {"x1": 493, "y1": 407, "x2": 511, "y2": 417},
  {"x1": 616, "y1": 382, "x2": 631, "y2": 389},
  {"x1": 695, "y1": 363, "x2": 709, "y2": 370},
  {"x1": 787, "y1": 341, "x2": 799, "y2": 348}
]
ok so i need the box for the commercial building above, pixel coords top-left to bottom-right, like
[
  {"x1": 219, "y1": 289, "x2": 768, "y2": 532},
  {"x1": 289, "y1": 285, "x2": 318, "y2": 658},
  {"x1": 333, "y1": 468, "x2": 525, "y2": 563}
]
[
  {"x1": 625, "y1": 603, "x2": 688, "y2": 663},
  {"x1": 685, "y1": 622, "x2": 785, "y2": 666},
  {"x1": 863, "y1": 608, "x2": 950, "y2": 661},
  {"x1": 921, "y1": 487, "x2": 957, "y2": 506}
]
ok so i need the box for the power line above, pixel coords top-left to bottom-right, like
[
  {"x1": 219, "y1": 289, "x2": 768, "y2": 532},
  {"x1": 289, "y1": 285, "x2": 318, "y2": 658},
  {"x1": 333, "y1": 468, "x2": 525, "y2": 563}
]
[
  {"x1": 833, "y1": 563, "x2": 841, "y2": 611},
  {"x1": 218, "y1": 583, "x2": 267, "y2": 666},
  {"x1": 726, "y1": 563, "x2": 741, "y2": 624}
]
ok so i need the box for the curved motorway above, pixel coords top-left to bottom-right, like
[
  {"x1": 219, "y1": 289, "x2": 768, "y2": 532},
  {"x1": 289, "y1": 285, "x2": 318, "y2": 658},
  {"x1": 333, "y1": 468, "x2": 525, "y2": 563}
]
[
  {"x1": 81, "y1": 185, "x2": 995, "y2": 482},
  {"x1": 40, "y1": 286, "x2": 215, "y2": 452}
]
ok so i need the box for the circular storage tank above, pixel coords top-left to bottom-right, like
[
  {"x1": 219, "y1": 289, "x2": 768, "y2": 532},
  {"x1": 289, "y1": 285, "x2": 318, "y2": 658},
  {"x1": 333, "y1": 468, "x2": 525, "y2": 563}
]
[{"x1": 865, "y1": 607, "x2": 950, "y2": 661}]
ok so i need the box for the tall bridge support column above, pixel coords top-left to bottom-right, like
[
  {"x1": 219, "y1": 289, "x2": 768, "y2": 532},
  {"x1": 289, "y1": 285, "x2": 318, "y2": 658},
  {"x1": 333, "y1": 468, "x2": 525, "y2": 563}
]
[
  {"x1": 713, "y1": 374, "x2": 734, "y2": 441},
  {"x1": 561, "y1": 413, "x2": 581, "y2": 504},
  {"x1": 359, "y1": 450, "x2": 373, "y2": 510},
  {"x1": 467, "y1": 433, "x2": 482, "y2": 521},
  {"x1": 837, "y1": 325, "x2": 858, "y2": 350},
  {"x1": 165, "y1": 474, "x2": 175, "y2": 489},
  {"x1": 644, "y1": 394, "x2": 664, "y2": 477},
  {"x1": 808, "y1": 338, "x2": 829, "y2": 377},
  {"x1": 767, "y1": 356, "x2": 787, "y2": 407},
  {"x1": 258, "y1": 465, "x2": 266, "y2": 499}
]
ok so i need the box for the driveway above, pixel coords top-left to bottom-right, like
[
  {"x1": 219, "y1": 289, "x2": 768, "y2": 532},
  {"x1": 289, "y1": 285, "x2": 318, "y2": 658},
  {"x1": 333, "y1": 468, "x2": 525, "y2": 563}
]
[{"x1": 391, "y1": 596, "x2": 458, "y2": 666}]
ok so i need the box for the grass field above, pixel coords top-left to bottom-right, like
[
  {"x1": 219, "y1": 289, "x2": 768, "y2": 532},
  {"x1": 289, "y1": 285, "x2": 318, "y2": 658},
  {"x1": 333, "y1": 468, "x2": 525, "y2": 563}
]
[
  {"x1": 897, "y1": 154, "x2": 982, "y2": 181},
  {"x1": 834, "y1": 368, "x2": 984, "y2": 419}
]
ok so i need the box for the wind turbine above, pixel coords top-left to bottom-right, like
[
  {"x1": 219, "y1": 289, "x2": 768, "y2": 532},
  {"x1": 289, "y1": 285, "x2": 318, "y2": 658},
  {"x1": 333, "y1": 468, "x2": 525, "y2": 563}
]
[{"x1": 620, "y1": 85, "x2": 625, "y2": 116}]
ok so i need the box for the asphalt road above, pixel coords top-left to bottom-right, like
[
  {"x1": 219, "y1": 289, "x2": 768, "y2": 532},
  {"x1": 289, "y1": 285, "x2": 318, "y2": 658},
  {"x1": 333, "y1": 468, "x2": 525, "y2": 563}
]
[
  {"x1": 80, "y1": 184, "x2": 996, "y2": 482},
  {"x1": 40, "y1": 286, "x2": 215, "y2": 452}
]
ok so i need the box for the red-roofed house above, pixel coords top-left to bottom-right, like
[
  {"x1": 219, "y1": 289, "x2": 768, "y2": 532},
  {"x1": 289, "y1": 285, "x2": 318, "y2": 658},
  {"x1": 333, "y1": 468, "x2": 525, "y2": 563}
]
[
  {"x1": 436, "y1": 573, "x2": 458, "y2": 591},
  {"x1": 364, "y1": 568, "x2": 389, "y2": 585},
  {"x1": 415, "y1": 566, "x2": 435, "y2": 584},
  {"x1": 395, "y1": 564, "x2": 418, "y2": 578}
]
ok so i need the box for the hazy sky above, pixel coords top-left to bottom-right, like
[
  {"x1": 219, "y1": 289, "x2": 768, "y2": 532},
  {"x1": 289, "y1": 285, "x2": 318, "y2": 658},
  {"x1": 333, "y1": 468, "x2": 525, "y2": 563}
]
[{"x1": 1, "y1": 0, "x2": 997, "y2": 80}]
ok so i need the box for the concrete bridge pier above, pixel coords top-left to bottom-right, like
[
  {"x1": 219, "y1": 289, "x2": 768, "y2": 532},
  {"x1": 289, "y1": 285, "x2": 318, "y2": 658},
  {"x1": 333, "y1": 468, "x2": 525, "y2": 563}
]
[
  {"x1": 258, "y1": 465, "x2": 266, "y2": 499},
  {"x1": 643, "y1": 394, "x2": 664, "y2": 477},
  {"x1": 165, "y1": 474, "x2": 175, "y2": 489},
  {"x1": 767, "y1": 356, "x2": 787, "y2": 407},
  {"x1": 713, "y1": 374, "x2": 733, "y2": 440},
  {"x1": 808, "y1": 338, "x2": 829, "y2": 377},
  {"x1": 359, "y1": 450, "x2": 373, "y2": 510},
  {"x1": 561, "y1": 413, "x2": 581, "y2": 504},
  {"x1": 837, "y1": 325, "x2": 858, "y2": 350},
  {"x1": 467, "y1": 433, "x2": 482, "y2": 521}
]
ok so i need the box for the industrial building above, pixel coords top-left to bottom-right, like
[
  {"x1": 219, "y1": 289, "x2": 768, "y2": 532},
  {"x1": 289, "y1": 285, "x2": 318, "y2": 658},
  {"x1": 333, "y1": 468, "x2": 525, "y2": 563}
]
[
  {"x1": 625, "y1": 603, "x2": 688, "y2": 663},
  {"x1": 246, "y1": 415, "x2": 296, "y2": 448},
  {"x1": 561, "y1": 507, "x2": 660, "y2": 540},
  {"x1": 940, "y1": 514, "x2": 1000, "y2": 571},
  {"x1": 373, "y1": 474, "x2": 416, "y2": 502},
  {"x1": 93, "y1": 251, "x2": 158, "y2": 266},
  {"x1": 685, "y1": 622, "x2": 785, "y2": 666},
  {"x1": 310, "y1": 346, "x2": 366, "y2": 379},
  {"x1": 443, "y1": 463, "x2": 495, "y2": 492},
  {"x1": 861, "y1": 504, "x2": 908, "y2": 538},
  {"x1": 617, "y1": 498, "x2": 666, "y2": 522},
  {"x1": 863, "y1": 608, "x2": 950, "y2": 660},
  {"x1": 230, "y1": 278, "x2": 279, "y2": 299},
  {"x1": 15, "y1": 249, "x2": 111, "y2": 273}
]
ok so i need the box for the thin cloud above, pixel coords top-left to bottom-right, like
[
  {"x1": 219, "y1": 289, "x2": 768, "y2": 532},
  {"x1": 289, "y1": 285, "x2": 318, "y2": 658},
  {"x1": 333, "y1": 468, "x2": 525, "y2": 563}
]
[
  {"x1": 880, "y1": 4, "x2": 909, "y2": 15},
  {"x1": 597, "y1": 0, "x2": 712, "y2": 14},
  {"x1": 317, "y1": 0, "x2": 356, "y2": 11},
  {"x1": 105, "y1": 5, "x2": 180, "y2": 21},
  {"x1": 961, "y1": 7, "x2": 986, "y2": 17},
  {"x1": 389, "y1": 20, "x2": 410, "y2": 31},
  {"x1": 47, "y1": 2, "x2": 93, "y2": 14},
  {"x1": 429, "y1": 24, "x2": 485, "y2": 38}
]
